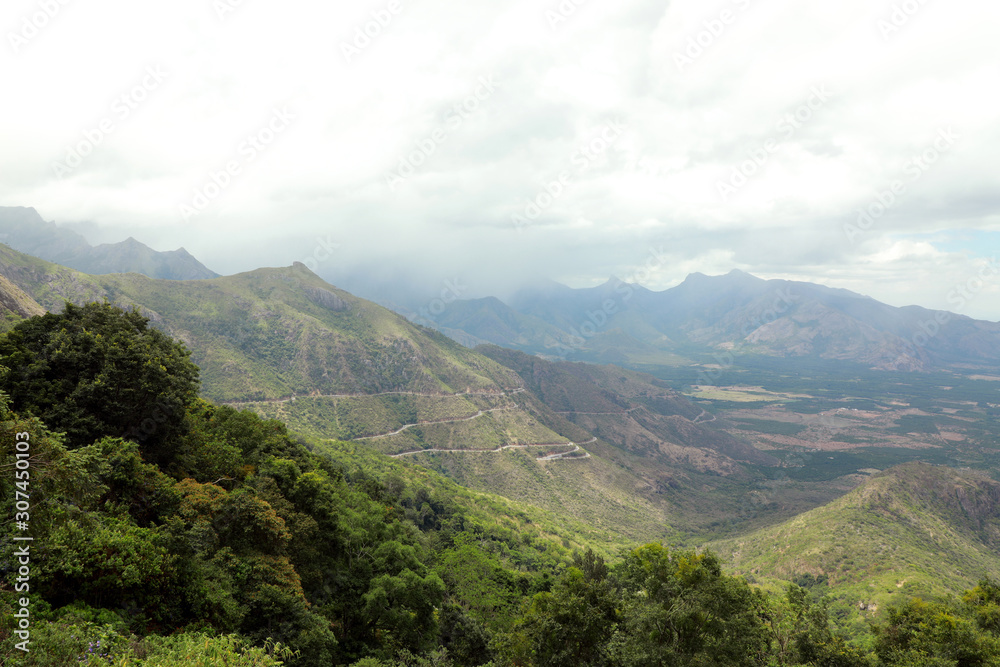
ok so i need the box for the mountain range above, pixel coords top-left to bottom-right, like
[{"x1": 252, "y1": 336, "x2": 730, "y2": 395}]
[
  {"x1": 0, "y1": 206, "x2": 218, "y2": 280},
  {"x1": 3, "y1": 211, "x2": 1000, "y2": 621},
  {"x1": 0, "y1": 242, "x2": 717, "y2": 545},
  {"x1": 419, "y1": 270, "x2": 1000, "y2": 373},
  {"x1": 0, "y1": 234, "x2": 878, "y2": 544},
  {"x1": 6, "y1": 206, "x2": 999, "y2": 374}
]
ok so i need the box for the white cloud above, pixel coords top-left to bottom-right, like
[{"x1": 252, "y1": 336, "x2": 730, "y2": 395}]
[{"x1": 1, "y1": 0, "x2": 999, "y2": 319}]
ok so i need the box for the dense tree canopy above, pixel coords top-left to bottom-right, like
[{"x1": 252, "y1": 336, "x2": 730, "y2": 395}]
[{"x1": 0, "y1": 301, "x2": 199, "y2": 463}]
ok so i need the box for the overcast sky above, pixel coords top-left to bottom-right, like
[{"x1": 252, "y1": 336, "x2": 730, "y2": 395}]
[{"x1": 2, "y1": 0, "x2": 999, "y2": 319}]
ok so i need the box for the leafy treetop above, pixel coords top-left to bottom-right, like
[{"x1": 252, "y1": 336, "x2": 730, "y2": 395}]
[{"x1": 0, "y1": 301, "x2": 199, "y2": 463}]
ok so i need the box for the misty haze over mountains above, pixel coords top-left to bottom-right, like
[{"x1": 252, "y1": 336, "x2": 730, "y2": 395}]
[
  {"x1": 412, "y1": 268, "x2": 1000, "y2": 373},
  {"x1": 2, "y1": 207, "x2": 998, "y2": 376},
  {"x1": 0, "y1": 206, "x2": 217, "y2": 280}
]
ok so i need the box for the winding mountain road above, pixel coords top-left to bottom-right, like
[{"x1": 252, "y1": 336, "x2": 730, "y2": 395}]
[
  {"x1": 224, "y1": 384, "x2": 594, "y2": 461},
  {"x1": 391, "y1": 437, "x2": 596, "y2": 460},
  {"x1": 536, "y1": 438, "x2": 596, "y2": 460},
  {"x1": 352, "y1": 406, "x2": 514, "y2": 440},
  {"x1": 221, "y1": 387, "x2": 526, "y2": 408},
  {"x1": 692, "y1": 409, "x2": 716, "y2": 424},
  {"x1": 553, "y1": 407, "x2": 640, "y2": 415}
]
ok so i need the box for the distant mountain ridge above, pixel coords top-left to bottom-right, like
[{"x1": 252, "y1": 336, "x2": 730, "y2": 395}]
[
  {"x1": 424, "y1": 269, "x2": 1000, "y2": 372},
  {"x1": 0, "y1": 206, "x2": 218, "y2": 280}
]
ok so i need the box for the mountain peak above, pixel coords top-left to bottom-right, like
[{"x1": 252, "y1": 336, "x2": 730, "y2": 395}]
[
  {"x1": 600, "y1": 275, "x2": 631, "y2": 289},
  {"x1": 0, "y1": 208, "x2": 218, "y2": 280},
  {"x1": 107, "y1": 236, "x2": 152, "y2": 252},
  {"x1": 681, "y1": 269, "x2": 763, "y2": 285},
  {"x1": 726, "y1": 268, "x2": 758, "y2": 279}
]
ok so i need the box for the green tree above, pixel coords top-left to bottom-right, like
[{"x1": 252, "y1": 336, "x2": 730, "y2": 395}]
[
  {"x1": 41, "y1": 513, "x2": 182, "y2": 628},
  {"x1": 436, "y1": 601, "x2": 491, "y2": 666},
  {"x1": 609, "y1": 544, "x2": 770, "y2": 667},
  {"x1": 964, "y1": 579, "x2": 1000, "y2": 637},
  {"x1": 781, "y1": 584, "x2": 869, "y2": 667},
  {"x1": 874, "y1": 597, "x2": 1000, "y2": 667},
  {"x1": 0, "y1": 301, "x2": 199, "y2": 462},
  {"x1": 435, "y1": 532, "x2": 522, "y2": 629},
  {"x1": 501, "y1": 549, "x2": 618, "y2": 667},
  {"x1": 361, "y1": 540, "x2": 446, "y2": 654}
]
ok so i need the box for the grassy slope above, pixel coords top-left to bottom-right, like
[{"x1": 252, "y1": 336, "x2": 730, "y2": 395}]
[
  {"x1": 312, "y1": 438, "x2": 622, "y2": 558},
  {"x1": 710, "y1": 462, "x2": 1000, "y2": 614},
  {"x1": 0, "y1": 273, "x2": 45, "y2": 332},
  {"x1": 0, "y1": 244, "x2": 108, "y2": 308},
  {"x1": 96, "y1": 265, "x2": 522, "y2": 401},
  {"x1": 411, "y1": 447, "x2": 677, "y2": 548}
]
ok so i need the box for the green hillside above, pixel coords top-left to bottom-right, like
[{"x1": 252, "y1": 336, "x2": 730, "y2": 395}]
[
  {"x1": 0, "y1": 243, "x2": 107, "y2": 308},
  {"x1": 711, "y1": 462, "x2": 1000, "y2": 620},
  {"x1": 0, "y1": 274, "x2": 44, "y2": 331},
  {"x1": 0, "y1": 246, "x2": 522, "y2": 402},
  {"x1": 97, "y1": 264, "x2": 523, "y2": 402}
]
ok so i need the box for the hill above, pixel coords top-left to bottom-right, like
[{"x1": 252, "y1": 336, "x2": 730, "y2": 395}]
[
  {"x1": 477, "y1": 345, "x2": 776, "y2": 469},
  {"x1": 0, "y1": 206, "x2": 218, "y2": 279},
  {"x1": 0, "y1": 241, "x2": 108, "y2": 307},
  {"x1": 710, "y1": 462, "x2": 1000, "y2": 615},
  {"x1": 95, "y1": 262, "x2": 523, "y2": 402},
  {"x1": 75, "y1": 236, "x2": 218, "y2": 280}
]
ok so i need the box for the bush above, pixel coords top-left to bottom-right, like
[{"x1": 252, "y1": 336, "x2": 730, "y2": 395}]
[{"x1": 127, "y1": 633, "x2": 296, "y2": 666}]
